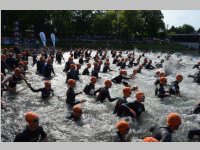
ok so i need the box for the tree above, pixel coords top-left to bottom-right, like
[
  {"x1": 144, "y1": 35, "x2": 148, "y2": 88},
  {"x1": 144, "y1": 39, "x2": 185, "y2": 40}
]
[
  {"x1": 140, "y1": 10, "x2": 165, "y2": 37},
  {"x1": 181, "y1": 24, "x2": 195, "y2": 34}
]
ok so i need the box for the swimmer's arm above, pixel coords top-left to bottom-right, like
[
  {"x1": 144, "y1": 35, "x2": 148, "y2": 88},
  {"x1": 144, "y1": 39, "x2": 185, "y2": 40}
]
[
  {"x1": 160, "y1": 130, "x2": 171, "y2": 142},
  {"x1": 29, "y1": 86, "x2": 42, "y2": 93},
  {"x1": 94, "y1": 88, "x2": 101, "y2": 94},
  {"x1": 2, "y1": 76, "x2": 12, "y2": 84},
  {"x1": 107, "y1": 92, "x2": 117, "y2": 102}
]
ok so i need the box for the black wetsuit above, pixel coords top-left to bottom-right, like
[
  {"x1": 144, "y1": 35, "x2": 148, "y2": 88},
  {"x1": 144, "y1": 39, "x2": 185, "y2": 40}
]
[
  {"x1": 169, "y1": 81, "x2": 180, "y2": 95},
  {"x1": 193, "y1": 64, "x2": 200, "y2": 70},
  {"x1": 188, "y1": 129, "x2": 200, "y2": 140},
  {"x1": 94, "y1": 87, "x2": 117, "y2": 103},
  {"x1": 56, "y1": 54, "x2": 63, "y2": 64},
  {"x1": 67, "y1": 70, "x2": 79, "y2": 81},
  {"x1": 36, "y1": 61, "x2": 45, "y2": 75},
  {"x1": 8, "y1": 75, "x2": 23, "y2": 88},
  {"x1": 14, "y1": 126, "x2": 47, "y2": 142},
  {"x1": 6, "y1": 57, "x2": 16, "y2": 70},
  {"x1": 121, "y1": 62, "x2": 126, "y2": 69},
  {"x1": 114, "y1": 132, "x2": 131, "y2": 142},
  {"x1": 63, "y1": 61, "x2": 74, "y2": 72},
  {"x1": 193, "y1": 104, "x2": 200, "y2": 114},
  {"x1": 113, "y1": 97, "x2": 128, "y2": 114},
  {"x1": 83, "y1": 83, "x2": 95, "y2": 95},
  {"x1": 82, "y1": 68, "x2": 90, "y2": 75},
  {"x1": 150, "y1": 126, "x2": 173, "y2": 142},
  {"x1": 66, "y1": 87, "x2": 81, "y2": 106},
  {"x1": 102, "y1": 65, "x2": 111, "y2": 73},
  {"x1": 29, "y1": 87, "x2": 54, "y2": 99},
  {"x1": 32, "y1": 52, "x2": 37, "y2": 66},
  {"x1": 121, "y1": 101, "x2": 145, "y2": 118},
  {"x1": 42, "y1": 64, "x2": 55, "y2": 78},
  {"x1": 155, "y1": 84, "x2": 168, "y2": 98},
  {"x1": 155, "y1": 63, "x2": 163, "y2": 68},
  {"x1": 111, "y1": 75, "x2": 131, "y2": 86},
  {"x1": 145, "y1": 63, "x2": 155, "y2": 70},
  {"x1": 1, "y1": 60, "x2": 7, "y2": 75},
  {"x1": 91, "y1": 69, "x2": 99, "y2": 78},
  {"x1": 79, "y1": 58, "x2": 84, "y2": 65}
]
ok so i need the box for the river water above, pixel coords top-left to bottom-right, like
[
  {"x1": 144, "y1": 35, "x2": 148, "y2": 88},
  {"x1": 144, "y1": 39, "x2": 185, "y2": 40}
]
[{"x1": 1, "y1": 50, "x2": 200, "y2": 142}]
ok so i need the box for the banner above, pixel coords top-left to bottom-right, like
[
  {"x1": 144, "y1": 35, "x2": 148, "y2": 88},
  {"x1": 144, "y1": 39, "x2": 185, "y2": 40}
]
[
  {"x1": 39, "y1": 32, "x2": 46, "y2": 47},
  {"x1": 51, "y1": 33, "x2": 56, "y2": 47}
]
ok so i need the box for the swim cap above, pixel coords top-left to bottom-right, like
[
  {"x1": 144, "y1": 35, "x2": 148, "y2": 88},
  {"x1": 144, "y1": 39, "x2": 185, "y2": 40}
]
[
  {"x1": 143, "y1": 137, "x2": 159, "y2": 142},
  {"x1": 98, "y1": 60, "x2": 103, "y2": 65},
  {"x1": 155, "y1": 70, "x2": 160, "y2": 76},
  {"x1": 44, "y1": 80, "x2": 51, "y2": 87},
  {"x1": 1, "y1": 54, "x2": 6, "y2": 60},
  {"x1": 23, "y1": 61, "x2": 28, "y2": 66},
  {"x1": 116, "y1": 120, "x2": 130, "y2": 134},
  {"x1": 136, "y1": 91, "x2": 145, "y2": 100},
  {"x1": 176, "y1": 74, "x2": 183, "y2": 82},
  {"x1": 76, "y1": 64, "x2": 81, "y2": 69},
  {"x1": 167, "y1": 112, "x2": 181, "y2": 128},
  {"x1": 14, "y1": 68, "x2": 21, "y2": 75},
  {"x1": 87, "y1": 63, "x2": 91, "y2": 68},
  {"x1": 160, "y1": 77, "x2": 167, "y2": 85},
  {"x1": 25, "y1": 112, "x2": 39, "y2": 123},
  {"x1": 47, "y1": 58, "x2": 52, "y2": 63},
  {"x1": 90, "y1": 76, "x2": 97, "y2": 83},
  {"x1": 67, "y1": 79, "x2": 76, "y2": 87},
  {"x1": 73, "y1": 104, "x2": 82, "y2": 114},
  {"x1": 120, "y1": 70, "x2": 127, "y2": 76},
  {"x1": 123, "y1": 87, "x2": 132, "y2": 96},
  {"x1": 93, "y1": 62, "x2": 99, "y2": 68},
  {"x1": 104, "y1": 80, "x2": 112, "y2": 87},
  {"x1": 68, "y1": 57, "x2": 73, "y2": 61},
  {"x1": 70, "y1": 64, "x2": 76, "y2": 69},
  {"x1": 159, "y1": 72, "x2": 165, "y2": 78}
]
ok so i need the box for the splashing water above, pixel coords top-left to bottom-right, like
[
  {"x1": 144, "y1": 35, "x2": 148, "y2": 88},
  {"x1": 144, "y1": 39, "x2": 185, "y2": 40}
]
[{"x1": 1, "y1": 50, "x2": 200, "y2": 142}]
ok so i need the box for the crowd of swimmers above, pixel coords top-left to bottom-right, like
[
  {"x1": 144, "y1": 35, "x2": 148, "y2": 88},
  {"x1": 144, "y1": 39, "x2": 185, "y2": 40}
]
[{"x1": 1, "y1": 46, "x2": 200, "y2": 142}]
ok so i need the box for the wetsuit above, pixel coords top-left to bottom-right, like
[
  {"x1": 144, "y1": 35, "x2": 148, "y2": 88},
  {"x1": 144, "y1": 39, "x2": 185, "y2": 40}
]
[
  {"x1": 169, "y1": 81, "x2": 180, "y2": 95},
  {"x1": 66, "y1": 87, "x2": 81, "y2": 106},
  {"x1": 113, "y1": 58, "x2": 118, "y2": 64},
  {"x1": 29, "y1": 87, "x2": 54, "y2": 99},
  {"x1": 56, "y1": 54, "x2": 63, "y2": 64},
  {"x1": 83, "y1": 83, "x2": 95, "y2": 95},
  {"x1": 67, "y1": 70, "x2": 79, "y2": 81},
  {"x1": 193, "y1": 104, "x2": 200, "y2": 114},
  {"x1": 91, "y1": 69, "x2": 99, "y2": 78},
  {"x1": 6, "y1": 57, "x2": 16, "y2": 70},
  {"x1": 36, "y1": 60, "x2": 45, "y2": 75},
  {"x1": 102, "y1": 65, "x2": 111, "y2": 73},
  {"x1": 42, "y1": 63, "x2": 55, "y2": 78},
  {"x1": 14, "y1": 126, "x2": 47, "y2": 142},
  {"x1": 32, "y1": 52, "x2": 37, "y2": 66},
  {"x1": 193, "y1": 64, "x2": 200, "y2": 70},
  {"x1": 94, "y1": 87, "x2": 117, "y2": 103},
  {"x1": 8, "y1": 75, "x2": 23, "y2": 88},
  {"x1": 121, "y1": 62, "x2": 126, "y2": 69},
  {"x1": 156, "y1": 84, "x2": 168, "y2": 98},
  {"x1": 155, "y1": 63, "x2": 163, "y2": 68},
  {"x1": 67, "y1": 114, "x2": 81, "y2": 121},
  {"x1": 145, "y1": 63, "x2": 155, "y2": 70},
  {"x1": 119, "y1": 101, "x2": 145, "y2": 118},
  {"x1": 79, "y1": 57, "x2": 84, "y2": 64},
  {"x1": 137, "y1": 68, "x2": 142, "y2": 73},
  {"x1": 82, "y1": 67, "x2": 90, "y2": 75},
  {"x1": 111, "y1": 75, "x2": 131, "y2": 86},
  {"x1": 63, "y1": 61, "x2": 74, "y2": 72},
  {"x1": 114, "y1": 132, "x2": 132, "y2": 142},
  {"x1": 150, "y1": 126, "x2": 173, "y2": 142},
  {"x1": 1, "y1": 60, "x2": 7, "y2": 75},
  {"x1": 113, "y1": 97, "x2": 128, "y2": 114},
  {"x1": 188, "y1": 129, "x2": 200, "y2": 140}
]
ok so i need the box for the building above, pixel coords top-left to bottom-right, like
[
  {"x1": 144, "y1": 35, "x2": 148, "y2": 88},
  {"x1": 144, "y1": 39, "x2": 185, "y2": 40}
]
[{"x1": 168, "y1": 33, "x2": 200, "y2": 50}]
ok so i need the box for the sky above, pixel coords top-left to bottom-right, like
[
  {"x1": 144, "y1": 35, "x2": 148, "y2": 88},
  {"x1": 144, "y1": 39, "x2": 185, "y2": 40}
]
[{"x1": 161, "y1": 10, "x2": 200, "y2": 30}]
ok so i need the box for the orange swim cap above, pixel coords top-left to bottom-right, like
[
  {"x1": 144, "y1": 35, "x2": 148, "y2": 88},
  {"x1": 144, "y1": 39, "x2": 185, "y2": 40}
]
[
  {"x1": 167, "y1": 112, "x2": 181, "y2": 128},
  {"x1": 104, "y1": 80, "x2": 112, "y2": 87},
  {"x1": 90, "y1": 76, "x2": 97, "y2": 83},
  {"x1": 70, "y1": 64, "x2": 76, "y2": 69},
  {"x1": 160, "y1": 77, "x2": 167, "y2": 85},
  {"x1": 76, "y1": 64, "x2": 81, "y2": 69},
  {"x1": 176, "y1": 74, "x2": 183, "y2": 82},
  {"x1": 25, "y1": 112, "x2": 39, "y2": 123},
  {"x1": 159, "y1": 72, "x2": 165, "y2": 78},
  {"x1": 44, "y1": 80, "x2": 51, "y2": 87},
  {"x1": 67, "y1": 79, "x2": 76, "y2": 87},
  {"x1": 123, "y1": 87, "x2": 132, "y2": 97},
  {"x1": 116, "y1": 120, "x2": 130, "y2": 134},
  {"x1": 136, "y1": 91, "x2": 145, "y2": 100},
  {"x1": 73, "y1": 104, "x2": 82, "y2": 114},
  {"x1": 14, "y1": 68, "x2": 21, "y2": 75},
  {"x1": 120, "y1": 70, "x2": 127, "y2": 76},
  {"x1": 143, "y1": 137, "x2": 159, "y2": 142}
]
